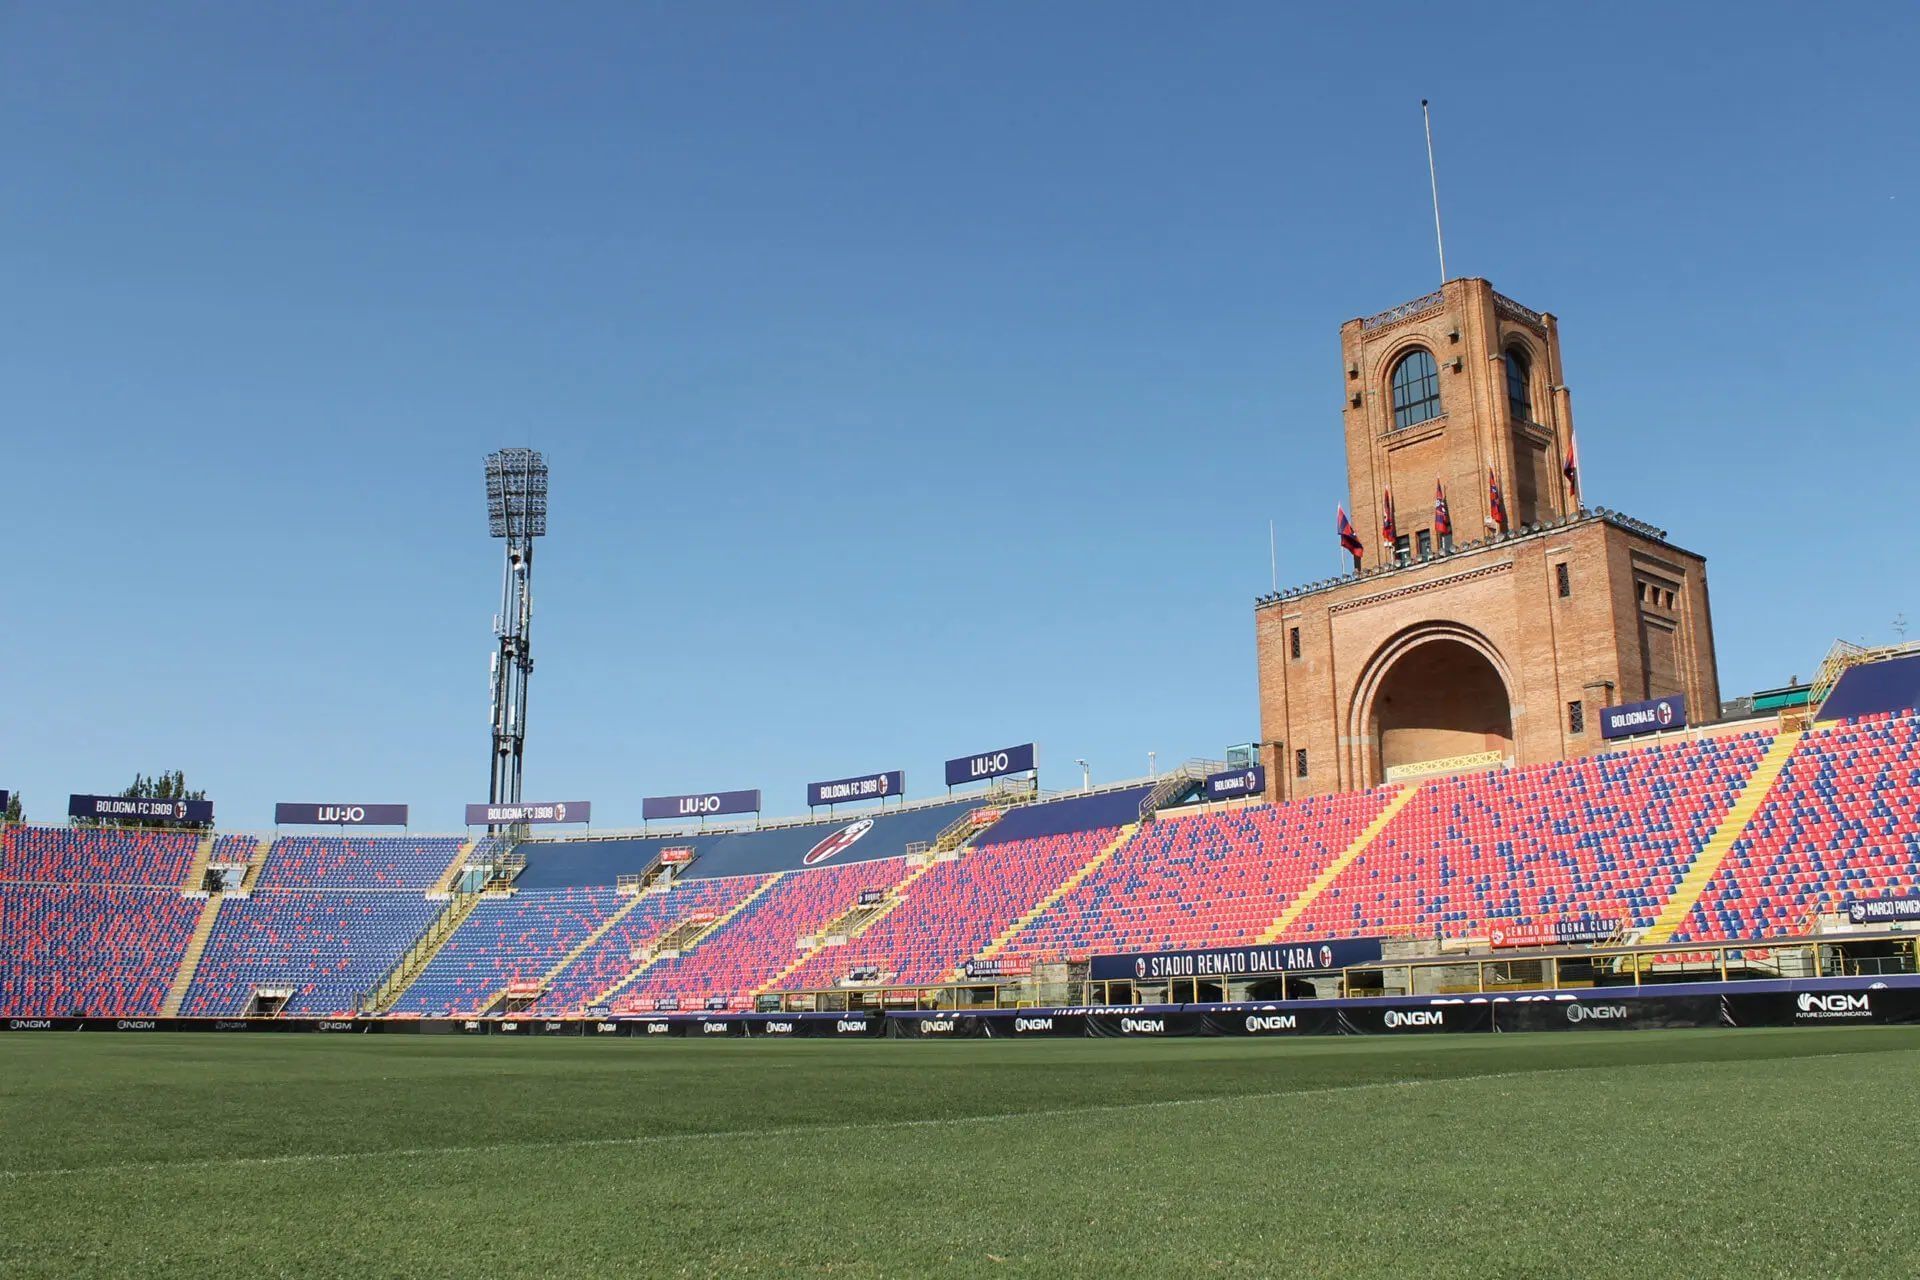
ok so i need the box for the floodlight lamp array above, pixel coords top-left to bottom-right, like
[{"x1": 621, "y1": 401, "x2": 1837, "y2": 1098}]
[{"x1": 484, "y1": 448, "x2": 549, "y2": 538}]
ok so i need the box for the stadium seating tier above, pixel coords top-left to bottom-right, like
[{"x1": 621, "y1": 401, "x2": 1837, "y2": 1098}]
[
  {"x1": 7, "y1": 712, "x2": 1920, "y2": 1014},
  {"x1": 1677, "y1": 715, "x2": 1920, "y2": 940}
]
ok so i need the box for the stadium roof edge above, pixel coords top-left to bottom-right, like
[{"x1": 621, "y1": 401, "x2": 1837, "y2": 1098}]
[{"x1": 528, "y1": 772, "x2": 1175, "y2": 845}]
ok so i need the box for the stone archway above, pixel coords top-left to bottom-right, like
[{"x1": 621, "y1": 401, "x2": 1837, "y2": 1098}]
[{"x1": 1349, "y1": 624, "x2": 1515, "y2": 786}]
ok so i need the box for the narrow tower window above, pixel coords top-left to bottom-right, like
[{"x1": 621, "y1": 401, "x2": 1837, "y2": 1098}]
[{"x1": 1505, "y1": 348, "x2": 1534, "y2": 424}]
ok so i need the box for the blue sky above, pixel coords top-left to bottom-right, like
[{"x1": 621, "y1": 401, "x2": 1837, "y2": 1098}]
[{"x1": 4, "y1": 4, "x2": 1915, "y2": 829}]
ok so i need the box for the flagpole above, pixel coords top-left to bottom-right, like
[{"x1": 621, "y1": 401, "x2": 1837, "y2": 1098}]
[
  {"x1": 1269, "y1": 519, "x2": 1278, "y2": 593},
  {"x1": 1422, "y1": 99, "x2": 1447, "y2": 285}
]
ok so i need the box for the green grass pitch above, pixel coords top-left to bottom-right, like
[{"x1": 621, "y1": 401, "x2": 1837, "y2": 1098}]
[{"x1": 2, "y1": 1028, "x2": 1917, "y2": 1278}]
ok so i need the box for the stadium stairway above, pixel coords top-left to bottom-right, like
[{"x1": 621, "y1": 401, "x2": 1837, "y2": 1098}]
[
  {"x1": 934, "y1": 804, "x2": 1002, "y2": 853},
  {"x1": 750, "y1": 854, "x2": 949, "y2": 999},
  {"x1": 1639, "y1": 730, "x2": 1804, "y2": 945},
  {"x1": 1260, "y1": 784, "x2": 1419, "y2": 943},
  {"x1": 963, "y1": 823, "x2": 1140, "y2": 972},
  {"x1": 362, "y1": 891, "x2": 485, "y2": 1014},
  {"x1": 178, "y1": 835, "x2": 219, "y2": 892},
  {"x1": 230, "y1": 844, "x2": 266, "y2": 893},
  {"x1": 160, "y1": 894, "x2": 225, "y2": 1017},
  {"x1": 590, "y1": 876, "x2": 781, "y2": 1009},
  {"x1": 429, "y1": 840, "x2": 478, "y2": 896}
]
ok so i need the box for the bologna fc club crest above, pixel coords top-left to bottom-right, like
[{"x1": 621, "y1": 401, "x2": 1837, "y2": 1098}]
[{"x1": 803, "y1": 819, "x2": 874, "y2": 866}]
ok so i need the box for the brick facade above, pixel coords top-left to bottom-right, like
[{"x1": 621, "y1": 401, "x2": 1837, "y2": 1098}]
[{"x1": 1255, "y1": 279, "x2": 1721, "y2": 798}]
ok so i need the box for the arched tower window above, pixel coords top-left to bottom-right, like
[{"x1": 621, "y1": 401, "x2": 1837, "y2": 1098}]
[
  {"x1": 1389, "y1": 349, "x2": 1442, "y2": 430},
  {"x1": 1505, "y1": 348, "x2": 1534, "y2": 424}
]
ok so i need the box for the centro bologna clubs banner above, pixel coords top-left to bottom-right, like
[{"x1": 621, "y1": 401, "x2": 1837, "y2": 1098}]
[
  {"x1": 1847, "y1": 896, "x2": 1920, "y2": 925},
  {"x1": 945, "y1": 743, "x2": 1037, "y2": 787},
  {"x1": 1089, "y1": 937, "x2": 1385, "y2": 983},
  {"x1": 806, "y1": 770, "x2": 905, "y2": 808},
  {"x1": 464, "y1": 801, "x2": 591, "y2": 825},
  {"x1": 1600, "y1": 694, "x2": 1688, "y2": 740},
  {"x1": 68, "y1": 794, "x2": 214, "y2": 825},
  {"x1": 274, "y1": 802, "x2": 410, "y2": 827},
  {"x1": 1203, "y1": 766, "x2": 1265, "y2": 801},
  {"x1": 1488, "y1": 917, "x2": 1619, "y2": 949},
  {"x1": 642, "y1": 790, "x2": 761, "y2": 821}
]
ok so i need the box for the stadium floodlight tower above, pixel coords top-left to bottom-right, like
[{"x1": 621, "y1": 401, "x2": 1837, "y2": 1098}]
[{"x1": 483, "y1": 448, "x2": 548, "y2": 812}]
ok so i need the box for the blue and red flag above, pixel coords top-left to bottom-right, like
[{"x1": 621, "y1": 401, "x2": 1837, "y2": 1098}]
[
  {"x1": 1337, "y1": 504, "x2": 1364, "y2": 562},
  {"x1": 1433, "y1": 481, "x2": 1451, "y2": 539},
  {"x1": 1381, "y1": 488, "x2": 1397, "y2": 548},
  {"x1": 1487, "y1": 469, "x2": 1509, "y2": 532}
]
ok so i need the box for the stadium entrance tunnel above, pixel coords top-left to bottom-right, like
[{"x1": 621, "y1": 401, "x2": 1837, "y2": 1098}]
[{"x1": 1358, "y1": 629, "x2": 1515, "y2": 783}]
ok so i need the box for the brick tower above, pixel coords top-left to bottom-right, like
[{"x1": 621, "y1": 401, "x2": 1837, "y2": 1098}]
[{"x1": 1255, "y1": 278, "x2": 1721, "y2": 798}]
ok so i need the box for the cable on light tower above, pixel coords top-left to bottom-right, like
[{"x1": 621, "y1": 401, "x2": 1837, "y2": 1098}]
[{"x1": 483, "y1": 448, "x2": 549, "y2": 819}]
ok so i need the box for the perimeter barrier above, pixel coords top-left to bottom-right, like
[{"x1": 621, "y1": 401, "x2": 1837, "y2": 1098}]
[{"x1": 7, "y1": 976, "x2": 1917, "y2": 1037}]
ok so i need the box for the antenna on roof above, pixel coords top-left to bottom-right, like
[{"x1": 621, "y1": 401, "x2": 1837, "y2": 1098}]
[{"x1": 1422, "y1": 99, "x2": 1447, "y2": 285}]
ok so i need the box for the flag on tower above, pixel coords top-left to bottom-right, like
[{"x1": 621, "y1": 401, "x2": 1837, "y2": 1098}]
[
  {"x1": 1487, "y1": 469, "x2": 1509, "y2": 532},
  {"x1": 1337, "y1": 504, "x2": 1364, "y2": 563},
  {"x1": 1433, "y1": 481, "x2": 1451, "y2": 539},
  {"x1": 1381, "y1": 489, "x2": 1397, "y2": 548},
  {"x1": 1563, "y1": 424, "x2": 1581, "y2": 503}
]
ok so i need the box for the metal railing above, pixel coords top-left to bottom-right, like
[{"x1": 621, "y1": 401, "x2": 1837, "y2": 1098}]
[
  {"x1": 358, "y1": 890, "x2": 481, "y2": 1013},
  {"x1": 1808, "y1": 637, "x2": 1919, "y2": 715},
  {"x1": 1361, "y1": 290, "x2": 1444, "y2": 331},
  {"x1": 1257, "y1": 507, "x2": 1677, "y2": 607},
  {"x1": 1492, "y1": 291, "x2": 1547, "y2": 328},
  {"x1": 1138, "y1": 759, "x2": 1229, "y2": 823}
]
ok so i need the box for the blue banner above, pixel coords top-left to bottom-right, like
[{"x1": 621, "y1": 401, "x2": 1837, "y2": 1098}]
[
  {"x1": 464, "y1": 801, "x2": 591, "y2": 826},
  {"x1": 945, "y1": 743, "x2": 1037, "y2": 787},
  {"x1": 1848, "y1": 896, "x2": 1920, "y2": 925},
  {"x1": 1203, "y1": 766, "x2": 1266, "y2": 801},
  {"x1": 0, "y1": 790, "x2": 9, "y2": 817},
  {"x1": 1600, "y1": 694, "x2": 1688, "y2": 740},
  {"x1": 642, "y1": 789, "x2": 761, "y2": 821},
  {"x1": 807, "y1": 770, "x2": 905, "y2": 808},
  {"x1": 1088, "y1": 937, "x2": 1383, "y2": 983},
  {"x1": 67, "y1": 794, "x2": 214, "y2": 824},
  {"x1": 275, "y1": 802, "x2": 410, "y2": 827}
]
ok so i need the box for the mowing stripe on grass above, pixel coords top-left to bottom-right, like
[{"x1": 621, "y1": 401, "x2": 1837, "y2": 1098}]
[{"x1": 1, "y1": 1049, "x2": 1896, "y2": 1184}]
